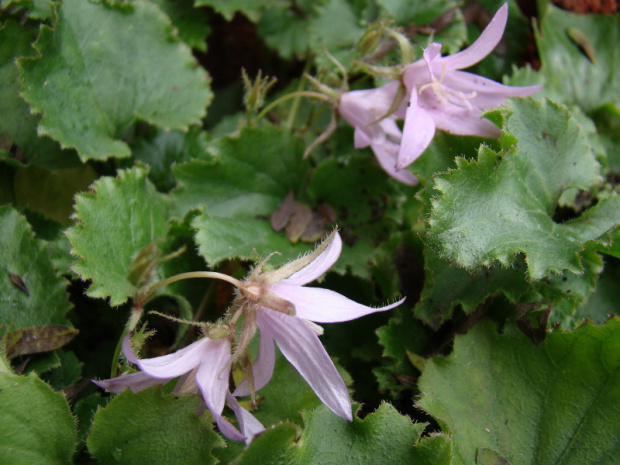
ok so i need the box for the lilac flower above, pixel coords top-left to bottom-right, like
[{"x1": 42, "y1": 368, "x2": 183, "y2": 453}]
[
  {"x1": 338, "y1": 81, "x2": 418, "y2": 186},
  {"x1": 95, "y1": 334, "x2": 264, "y2": 444},
  {"x1": 339, "y1": 3, "x2": 541, "y2": 182},
  {"x1": 96, "y1": 231, "x2": 403, "y2": 441},
  {"x1": 232, "y1": 230, "x2": 405, "y2": 421},
  {"x1": 397, "y1": 3, "x2": 542, "y2": 169}
]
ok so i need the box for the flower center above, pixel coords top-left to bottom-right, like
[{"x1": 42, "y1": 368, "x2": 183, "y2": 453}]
[
  {"x1": 418, "y1": 63, "x2": 477, "y2": 110},
  {"x1": 241, "y1": 283, "x2": 264, "y2": 303}
]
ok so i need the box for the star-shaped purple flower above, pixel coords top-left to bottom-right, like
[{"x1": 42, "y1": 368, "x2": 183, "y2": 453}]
[
  {"x1": 232, "y1": 230, "x2": 405, "y2": 421},
  {"x1": 95, "y1": 334, "x2": 264, "y2": 444},
  {"x1": 338, "y1": 3, "x2": 542, "y2": 182}
]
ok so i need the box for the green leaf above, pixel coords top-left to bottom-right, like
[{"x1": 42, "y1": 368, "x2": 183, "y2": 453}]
[
  {"x1": 171, "y1": 125, "x2": 308, "y2": 218},
  {"x1": 193, "y1": 215, "x2": 312, "y2": 266},
  {"x1": 18, "y1": 0, "x2": 212, "y2": 161},
  {"x1": 417, "y1": 319, "x2": 620, "y2": 465},
  {"x1": 43, "y1": 349, "x2": 82, "y2": 389},
  {"x1": 0, "y1": 206, "x2": 72, "y2": 330},
  {"x1": 0, "y1": 21, "x2": 77, "y2": 169},
  {"x1": 2, "y1": 0, "x2": 57, "y2": 20},
  {"x1": 66, "y1": 167, "x2": 170, "y2": 306},
  {"x1": 308, "y1": 155, "x2": 406, "y2": 279},
  {"x1": 257, "y1": 3, "x2": 313, "y2": 60},
  {"x1": 132, "y1": 127, "x2": 209, "y2": 192},
  {"x1": 569, "y1": 257, "x2": 620, "y2": 326},
  {"x1": 151, "y1": 0, "x2": 210, "y2": 51},
  {"x1": 535, "y1": 4, "x2": 620, "y2": 113},
  {"x1": 377, "y1": 0, "x2": 454, "y2": 25},
  {"x1": 429, "y1": 98, "x2": 620, "y2": 280},
  {"x1": 87, "y1": 387, "x2": 223, "y2": 465},
  {"x1": 14, "y1": 164, "x2": 97, "y2": 225},
  {"x1": 0, "y1": 371, "x2": 77, "y2": 465},
  {"x1": 233, "y1": 403, "x2": 426, "y2": 465},
  {"x1": 194, "y1": 0, "x2": 271, "y2": 22},
  {"x1": 375, "y1": 306, "x2": 428, "y2": 393},
  {"x1": 414, "y1": 247, "x2": 530, "y2": 329},
  {"x1": 74, "y1": 393, "x2": 109, "y2": 443},
  {"x1": 412, "y1": 434, "x2": 453, "y2": 465},
  {"x1": 309, "y1": 0, "x2": 365, "y2": 69}
]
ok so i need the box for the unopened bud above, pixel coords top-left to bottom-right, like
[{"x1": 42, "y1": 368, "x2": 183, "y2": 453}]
[
  {"x1": 242, "y1": 68, "x2": 278, "y2": 115},
  {"x1": 356, "y1": 19, "x2": 391, "y2": 57}
]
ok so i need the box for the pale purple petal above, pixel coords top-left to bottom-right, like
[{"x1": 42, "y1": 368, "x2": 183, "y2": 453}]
[
  {"x1": 233, "y1": 329, "x2": 276, "y2": 397},
  {"x1": 402, "y1": 59, "x2": 434, "y2": 92},
  {"x1": 122, "y1": 335, "x2": 208, "y2": 379},
  {"x1": 256, "y1": 308, "x2": 352, "y2": 421},
  {"x1": 280, "y1": 232, "x2": 342, "y2": 286},
  {"x1": 214, "y1": 394, "x2": 266, "y2": 444},
  {"x1": 442, "y1": 3, "x2": 508, "y2": 71},
  {"x1": 338, "y1": 81, "x2": 401, "y2": 129},
  {"x1": 271, "y1": 284, "x2": 405, "y2": 323},
  {"x1": 227, "y1": 393, "x2": 265, "y2": 444},
  {"x1": 353, "y1": 127, "x2": 372, "y2": 148},
  {"x1": 443, "y1": 71, "x2": 542, "y2": 109},
  {"x1": 370, "y1": 139, "x2": 419, "y2": 185},
  {"x1": 93, "y1": 372, "x2": 169, "y2": 394},
  {"x1": 194, "y1": 338, "x2": 232, "y2": 415},
  {"x1": 423, "y1": 43, "x2": 443, "y2": 80},
  {"x1": 397, "y1": 90, "x2": 436, "y2": 170},
  {"x1": 214, "y1": 414, "x2": 246, "y2": 442},
  {"x1": 428, "y1": 105, "x2": 501, "y2": 137}
]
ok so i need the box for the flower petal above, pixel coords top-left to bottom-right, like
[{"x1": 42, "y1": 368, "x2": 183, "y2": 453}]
[
  {"x1": 227, "y1": 392, "x2": 265, "y2": 444},
  {"x1": 370, "y1": 139, "x2": 419, "y2": 185},
  {"x1": 271, "y1": 284, "x2": 405, "y2": 324},
  {"x1": 280, "y1": 232, "x2": 343, "y2": 286},
  {"x1": 194, "y1": 338, "x2": 232, "y2": 415},
  {"x1": 338, "y1": 81, "x2": 401, "y2": 129},
  {"x1": 353, "y1": 127, "x2": 372, "y2": 148},
  {"x1": 122, "y1": 335, "x2": 208, "y2": 379},
  {"x1": 214, "y1": 394, "x2": 266, "y2": 445},
  {"x1": 442, "y1": 3, "x2": 508, "y2": 70},
  {"x1": 397, "y1": 90, "x2": 436, "y2": 170},
  {"x1": 257, "y1": 308, "x2": 352, "y2": 421},
  {"x1": 442, "y1": 72, "x2": 542, "y2": 111},
  {"x1": 427, "y1": 105, "x2": 500, "y2": 137},
  {"x1": 233, "y1": 329, "x2": 276, "y2": 397},
  {"x1": 93, "y1": 372, "x2": 168, "y2": 394},
  {"x1": 214, "y1": 414, "x2": 246, "y2": 442}
]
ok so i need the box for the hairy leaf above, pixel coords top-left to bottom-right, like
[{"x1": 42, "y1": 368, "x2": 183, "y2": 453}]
[
  {"x1": 152, "y1": 0, "x2": 209, "y2": 51},
  {"x1": 193, "y1": 215, "x2": 312, "y2": 266},
  {"x1": 0, "y1": 206, "x2": 72, "y2": 330},
  {"x1": 536, "y1": 4, "x2": 620, "y2": 113},
  {"x1": 0, "y1": 371, "x2": 77, "y2": 465},
  {"x1": 18, "y1": 0, "x2": 211, "y2": 160},
  {"x1": 233, "y1": 403, "x2": 426, "y2": 465},
  {"x1": 66, "y1": 167, "x2": 170, "y2": 306},
  {"x1": 194, "y1": 0, "x2": 271, "y2": 22},
  {"x1": 418, "y1": 319, "x2": 620, "y2": 465},
  {"x1": 429, "y1": 98, "x2": 619, "y2": 280},
  {"x1": 88, "y1": 387, "x2": 223, "y2": 465},
  {"x1": 171, "y1": 125, "x2": 308, "y2": 219},
  {"x1": 0, "y1": 21, "x2": 77, "y2": 168}
]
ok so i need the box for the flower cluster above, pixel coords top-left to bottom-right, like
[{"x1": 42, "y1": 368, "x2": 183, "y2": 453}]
[
  {"x1": 96, "y1": 231, "x2": 404, "y2": 443},
  {"x1": 338, "y1": 3, "x2": 542, "y2": 184}
]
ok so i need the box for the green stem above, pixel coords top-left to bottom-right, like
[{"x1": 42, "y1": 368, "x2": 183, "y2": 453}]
[
  {"x1": 251, "y1": 91, "x2": 330, "y2": 126},
  {"x1": 110, "y1": 326, "x2": 128, "y2": 378},
  {"x1": 143, "y1": 271, "x2": 244, "y2": 304}
]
